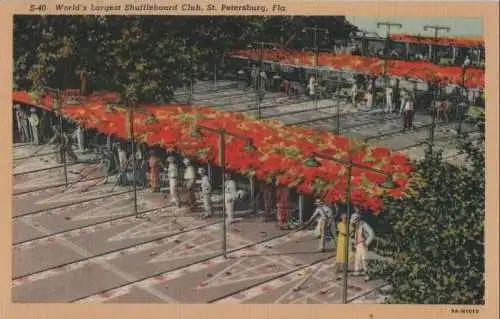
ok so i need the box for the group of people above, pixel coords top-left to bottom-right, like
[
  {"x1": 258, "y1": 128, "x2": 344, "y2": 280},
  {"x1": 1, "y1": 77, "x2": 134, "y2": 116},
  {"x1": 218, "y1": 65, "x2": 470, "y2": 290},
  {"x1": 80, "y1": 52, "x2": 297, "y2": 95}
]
[
  {"x1": 14, "y1": 104, "x2": 84, "y2": 162},
  {"x1": 350, "y1": 78, "x2": 416, "y2": 131},
  {"x1": 14, "y1": 105, "x2": 43, "y2": 144},
  {"x1": 102, "y1": 144, "x2": 244, "y2": 224},
  {"x1": 303, "y1": 199, "x2": 375, "y2": 280}
]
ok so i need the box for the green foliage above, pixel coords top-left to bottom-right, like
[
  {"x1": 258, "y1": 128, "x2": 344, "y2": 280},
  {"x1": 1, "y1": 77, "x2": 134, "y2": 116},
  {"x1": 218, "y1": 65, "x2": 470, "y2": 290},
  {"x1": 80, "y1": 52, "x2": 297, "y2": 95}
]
[
  {"x1": 14, "y1": 16, "x2": 356, "y2": 101},
  {"x1": 369, "y1": 135, "x2": 485, "y2": 304}
]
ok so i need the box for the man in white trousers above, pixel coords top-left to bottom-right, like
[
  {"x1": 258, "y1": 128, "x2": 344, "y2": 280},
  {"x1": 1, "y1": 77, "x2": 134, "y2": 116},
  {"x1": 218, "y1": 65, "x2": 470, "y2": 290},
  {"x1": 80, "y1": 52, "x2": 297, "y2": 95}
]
[
  {"x1": 305, "y1": 199, "x2": 334, "y2": 252},
  {"x1": 366, "y1": 81, "x2": 374, "y2": 109},
  {"x1": 28, "y1": 108, "x2": 40, "y2": 145},
  {"x1": 199, "y1": 168, "x2": 212, "y2": 218},
  {"x1": 183, "y1": 158, "x2": 196, "y2": 208},
  {"x1": 385, "y1": 86, "x2": 394, "y2": 113},
  {"x1": 167, "y1": 156, "x2": 180, "y2": 207},
  {"x1": 351, "y1": 83, "x2": 358, "y2": 107},
  {"x1": 75, "y1": 126, "x2": 85, "y2": 153},
  {"x1": 350, "y1": 213, "x2": 375, "y2": 281},
  {"x1": 224, "y1": 172, "x2": 237, "y2": 225},
  {"x1": 399, "y1": 89, "x2": 408, "y2": 115},
  {"x1": 14, "y1": 104, "x2": 30, "y2": 142}
]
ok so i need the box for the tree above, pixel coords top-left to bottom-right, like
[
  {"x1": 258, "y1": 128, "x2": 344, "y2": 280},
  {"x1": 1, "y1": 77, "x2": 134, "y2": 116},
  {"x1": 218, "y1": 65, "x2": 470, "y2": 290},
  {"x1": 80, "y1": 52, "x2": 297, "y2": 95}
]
[
  {"x1": 256, "y1": 16, "x2": 358, "y2": 49},
  {"x1": 368, "y1": 134, "x2": 485, "y2": 304},
  {"x1": 13, "y1": 16, "x2": 357, "y2": 101}
]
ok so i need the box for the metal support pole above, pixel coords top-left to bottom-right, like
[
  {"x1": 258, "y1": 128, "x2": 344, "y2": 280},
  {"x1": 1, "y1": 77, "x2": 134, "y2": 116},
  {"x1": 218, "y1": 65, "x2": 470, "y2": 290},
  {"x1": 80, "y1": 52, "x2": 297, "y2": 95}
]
[
  {"x1": 56, "y1": 91, "x2": 69, "y2": 188},
  {"x1": 430, "y1": 90, "x2": 437, "y2": 149},
  {"x1": 219, "y1": 129, "x2": 227, "y2": 259},
  {"x1": 298, "y1": 194, "x2": 304, "y2": 225},
  {"x1": 336, "y1": 85, "x2": 341, "y2": 134},
  {"x1": 258, "y1": 43, "x2": 263, "y2": 119},
  {"x1": 377, "y1": 22, "x2": 402, "y2": 111},
  {"x1": 249, "y1": 175, "x2": 255, "y2": 212},
  {"x1": 208, "y1": 163, "x2": 212, "y2": 184},
  {"x1": 424, "y1": 25, "x2": 451, "y2": 63},
  {"x1": 130, "y1": 103, "x2": 138, "y2": 217},
  {"x1": 214, "y1": 63, "x2": 217, "y2": 87},
  {"x1": 341, "y1": 161, "x2": 353, "y2": 304},
  {"x1": 313, "y1": 27, "x2": 319, "y2": 110},
  {"x1": 188, "y1": 79, "x2": 193, "y2": 102}
]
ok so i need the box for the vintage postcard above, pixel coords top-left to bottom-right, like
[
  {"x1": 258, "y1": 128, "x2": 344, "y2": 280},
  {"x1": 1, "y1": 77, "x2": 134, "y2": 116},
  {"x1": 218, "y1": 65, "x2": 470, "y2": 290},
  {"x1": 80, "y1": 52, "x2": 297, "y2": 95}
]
[{"x1": 0, "y1": 1, "x2": 498, "y2": 319}]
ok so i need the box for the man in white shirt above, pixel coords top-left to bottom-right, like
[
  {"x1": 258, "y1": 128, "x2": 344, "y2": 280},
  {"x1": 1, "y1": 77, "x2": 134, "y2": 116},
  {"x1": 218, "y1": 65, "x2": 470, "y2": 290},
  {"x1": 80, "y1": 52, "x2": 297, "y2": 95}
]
[
  {"x1": 14, "y1": 104, "x2": 30, "y2": 142},
  {"x1": 250, "y1": 65, "x2": 258, "y2": 89},
  {"x1": 199, "y1": 168, "x2": 212, "y2": 218},
  {"x1": 366, "y1": 82, "x2": 374, "y2": 109},
  {"x1": 462, "y1": 55, "x2": 471, "y2": 68},
  {"x1": 224, "y1": 172, "x2": 238, "y2": 225},
  {"x1": 183, "y1": 158, "x2": 196, "y2": 208},
  {"x1": 385, "y1": 86, "x2": 394, "y2": 113},
  {"x1": 402, "y1": 96, "x2": 415, "y2": 132},
  {"x1": 28, "y1": 108, "x2": 40, "y2": 144},
  {"x1": 303, "y1": 199, "x2": 335, "y2": 252},
  {"x1": 399, "y1": 89, "x2": 407, "y2": 115},
  {"x1": 351, "y1": 83, "x2": 358, "y2": 107},
  {"x1": 75, "y1": 126, "x2": 85, "y2": 153},
  {"x1": 167, "y1": 156, "x2": 180, "y2": 207},
  {"x1": 117, "y1": 144, "x2": 128, "y2": 185},
  {"x1": 351, "y1": 213, "x2": 375, "y2": 281},
  {"x1": 308, "y1": 74, "x2": 316, "y2": 99}
]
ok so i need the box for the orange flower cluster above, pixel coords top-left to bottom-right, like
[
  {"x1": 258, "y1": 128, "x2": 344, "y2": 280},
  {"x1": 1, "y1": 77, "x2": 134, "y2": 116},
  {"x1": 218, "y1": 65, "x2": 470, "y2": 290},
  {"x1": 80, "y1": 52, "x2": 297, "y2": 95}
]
[
  {"x1": 390, "y1": 33, "x2": 484, "y2": 48},
  {"x1": 230, "y1": 49, "x2": 485, "y2": 89},
  {"x1": 13, "y1": 90, "x2": 416, "y2": 214}
]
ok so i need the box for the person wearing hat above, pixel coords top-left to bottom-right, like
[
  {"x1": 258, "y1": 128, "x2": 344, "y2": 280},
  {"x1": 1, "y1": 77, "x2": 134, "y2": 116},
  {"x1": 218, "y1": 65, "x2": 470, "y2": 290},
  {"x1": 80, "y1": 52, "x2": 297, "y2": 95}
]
[
  {"x1": 276, "y1": 186, "x2": 290, "y2": 229},
  {"x1": 350, "y1": 82, "x2": 358, "y2": 108},
  {"x1": 14, "y1": 104, "x2": 30, "y2": 143},
  {"x1": 167, "y1": 156, "x2": 180, "y2": 207},
  {"x1": 224, "y1": 172, "x2": 237, "y2": 225},
  {"x1": 183, "y1": 158, "x2": 196, "y2": 208},
  {"x1": 350, "y1": 211, "x2": 375, "y2": 280},
  {"x1": 28, "y1": 108, "x2": 40, "y2": 144},
  {"x1": 335, "y1": 212, "x2": 353, "y2": 278},
  {"x1": 116, "y1": 144, "x2": 128, "y2": 185},
  {"x1": 199, "y1": 167, "x2": 212, "y2": 218},
  {"x1": 147, "y1": 150, "x2": 160, "y2": 192},
  {"x1": 302, "y1": 199, "x2": 335, "y2": 252}
]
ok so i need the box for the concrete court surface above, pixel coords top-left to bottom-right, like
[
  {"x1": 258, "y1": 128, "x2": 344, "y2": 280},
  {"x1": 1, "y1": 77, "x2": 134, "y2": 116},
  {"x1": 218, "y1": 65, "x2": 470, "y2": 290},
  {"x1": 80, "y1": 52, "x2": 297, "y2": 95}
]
[
  {"x1": 12, "y1": 80, "x2": 476, "y2": 303},
  {"x1": 12, "y1": 142, "x2": 382, "y2": 303}
]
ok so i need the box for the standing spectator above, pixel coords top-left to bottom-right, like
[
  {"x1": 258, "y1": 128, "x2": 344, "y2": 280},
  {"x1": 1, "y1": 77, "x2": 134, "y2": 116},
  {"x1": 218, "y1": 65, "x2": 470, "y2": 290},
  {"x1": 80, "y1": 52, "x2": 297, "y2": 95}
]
[
  {"x1": 224, "y1": 172, "x2": 237, "y2": 225},
  {"x1": 280, "y1": 79, "x2": 290, "y2": 97},
  {"x1": 302, "y1": 199, "x2": 335, "y2": 252},
  {"x1": 276, "y1": 186, "x2": 289, "y2": 229},
  {"x1": 308, "y1": 74, "x2": 316, "y2": 100},
  {"x1": 335, "y1": 213, "x2": 352, "y2": 278},
  {"x1": 351, "y1": 213, "x2": 375, "y2": 281},
  {"x1": 366, "y1": 81, "x2": 374, "y2": 109},
  {"x1": 147, "y1": 150, "x2": 160, "y2": 192},
  {"x1": 136, "y1": 147, "x2": 147, "y2": 188},
  {"x1": 393, "y1": 79, "x2": 401, "y2": 111},
  {"x1": 385, "y1": 85, "x2": 394, "y2": 113},
  {"x1": 199, "y1": 168, "x2": 212, "y2": 218},
  {"x1": 28, "y1": 108, "x2": 40, "y2": 144},
  {"x1": 399, "y1": 89, "x2": 408, "y2": 115},
  {"x1": 75, "y1": 126, "x2": 86, "y2": 153},
  {"x1": 261, "y1": 181, "x2": 274, "y2": 222},
  {"x1": 167, "y1": 156, "x2": 181, "y2": 207},
  {"x1": 402, "y1": 95, "x2": 415, "y2": 132},
  {"x1": 14, "y1": 104, "x2": 29, "y2": 143},
  {"x1": 350, "y1": 82, "x2": 358, "y2": 107},
  {"x1": 117, "y1": 144, "x2": 128, "y2": 185},
  {"x1": 250, "y1": 65, "x2": 258, "y2": 89},
  {"x1": 183, "y1": 158, "x2": 196, "y2": 208}
]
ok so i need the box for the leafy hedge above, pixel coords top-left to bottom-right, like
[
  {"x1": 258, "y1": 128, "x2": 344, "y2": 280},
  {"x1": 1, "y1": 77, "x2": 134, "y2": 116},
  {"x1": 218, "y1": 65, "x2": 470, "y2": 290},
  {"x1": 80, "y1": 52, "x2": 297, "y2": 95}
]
[{"x1": 368, "y1": 135, "x2": 485, "y2": 304}]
